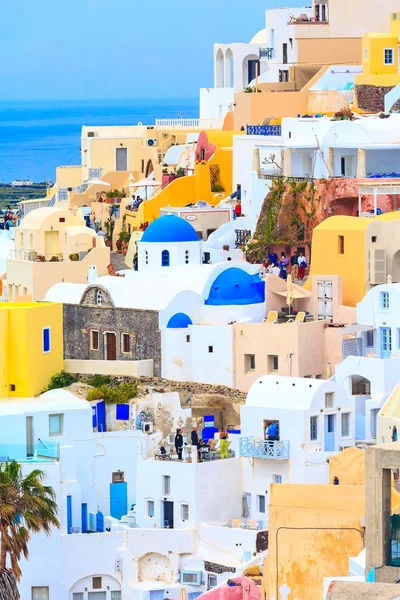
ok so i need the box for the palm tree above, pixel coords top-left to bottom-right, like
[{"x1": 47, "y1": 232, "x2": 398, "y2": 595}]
[{"x1": 0, "y1": 460, "x2": 59, "y2": 599}]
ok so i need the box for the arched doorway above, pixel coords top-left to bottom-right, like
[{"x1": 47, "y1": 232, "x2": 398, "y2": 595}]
[
  {"x1": 350, "y1": 375, "x2": 372, "y2": 440},
  {"x1": 224, "y1": 48, "x2": 234, "y2": 88},
  {"x1": 392, "y1": 249, "x2": 400, "y2": 283},
  {"x1": 243, "y1": 54, "x2": 260, "y2": 87},
  {"x1": 215, "y1": 48, "x2": 224, "y2": 88},
  {"x1": 145, "y1": 159, "x2": 154, "y2": 178}
]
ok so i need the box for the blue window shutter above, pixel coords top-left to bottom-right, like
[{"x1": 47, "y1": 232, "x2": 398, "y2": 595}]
[
  {"x1": 43, "y1": 328, "x2": 50, "y2": 352},
  {"x1": 116, "y1": 404, "x2": 130, "y2": 420}
]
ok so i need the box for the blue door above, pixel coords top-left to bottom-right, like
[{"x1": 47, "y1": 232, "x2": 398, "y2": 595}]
[
  {"x1": 324, "y1": 415, "x2": 335, "y2": 451},
  {"x1": 81, "y1": 503, "x2": 88, "y2": 533},
  {"x1": 381, "y1": 327, "x2": 392, "y2": 358},
  {"x1": 110, "y1": 482, "x2": 128, "y2": 520},
  {"x1": 96, "y1": 401, "x2": 107, "y2": 432},
  {"x1": 67, "y1": 495, "x2": 72, "y2": 534},
  {"x1": 150, "y1": 591, "x2": 165, "y2": 600}
]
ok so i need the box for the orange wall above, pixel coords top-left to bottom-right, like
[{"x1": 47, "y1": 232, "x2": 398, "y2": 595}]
[
  {"x1": 297, "y1": 37, "x2": 361, "y2": 65},
  {"x1": 234, "y1": 89, "x2": 308, "y2": 129}
]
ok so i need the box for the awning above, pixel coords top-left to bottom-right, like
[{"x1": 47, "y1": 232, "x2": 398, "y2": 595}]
[
  {"x1": 338, "y1": 323, "x2": 374, "y2": 334},
  {"x1": 273, "y1": 287, "x2": 312, "y2": 299}
]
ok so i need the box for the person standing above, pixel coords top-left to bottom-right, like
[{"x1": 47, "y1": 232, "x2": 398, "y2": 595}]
[
  {"x1": 234, "y1": 200, "x2": 242, "y2": 219},
  {"x1": 191, "y1": 425, "x2": 200, "y2": 461},
  {"x1": 219, "y1": 427, "x2": 229, "y2": 459},
  {"x1": 290, "y1": 251, "x2": 299, "y2": 279},
  {"x1": 174, "y1": 428, "x2": 183, "y2": 460},
  {"x1": 279, "y1": 252, "x2": 289, "y2": 280},
  {"x1": 298, "y1": 252, "x2": 307, "y2": 280}
]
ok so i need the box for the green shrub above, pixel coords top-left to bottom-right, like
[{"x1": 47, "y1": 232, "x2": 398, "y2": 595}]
[
  {"x1": 47, "y1": 371, "x2": 76, "y2": 390},
  {"x1": 86, "y1": 382, "x2": 137, "y2": 404},
  {"x1": 87, "y1": 374, "x2": 111, "y2": 387},
  {"x1": 211, "y1": 183, "x2": 225, "y2": 193}
]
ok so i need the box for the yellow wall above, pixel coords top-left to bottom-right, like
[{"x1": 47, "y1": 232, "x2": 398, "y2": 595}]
[
  {"x1": 264, "y1": 484, "x2": 365, "y2": 600},
  {"x1": 0, "y1": 303, "x2": 63, "y2": 397},
  {"x1": 305, "y1": 216, "x2": 368, "y2": 307},
  {"x1": 356, "y1": 13, "x2": 400, "y2": 86},
  {"x1": 55, "y1": 166, "x2": 83, "y2": 189}
]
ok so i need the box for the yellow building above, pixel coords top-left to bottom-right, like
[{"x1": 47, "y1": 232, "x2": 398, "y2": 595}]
[
  {"x1": 305, "y1": 212, "x2": 400, "y2": 307},
  {"x1": 356, "y1": 13, "x2": 400, "y2": 88},
  {"x1": 0, "y1": 303, "x2": 63, "y2": 398}
]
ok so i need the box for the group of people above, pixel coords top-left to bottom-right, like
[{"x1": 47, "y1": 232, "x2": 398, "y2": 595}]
[
  {"x1": 1, "y1": 209, "x2": 18, "y2": 230},
  {"x1": 129, "y1": 195, "x2": 143, "y2": 212},
  {"x1": 266, "y1": 250, "x2": 307, "y2": 281},
  {"x1": 174, "y1": 426, "x2": 230, "y2": 461}
]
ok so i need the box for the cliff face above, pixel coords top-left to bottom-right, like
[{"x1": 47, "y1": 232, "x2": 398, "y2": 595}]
[{"x1": 355, "y1": 84, "x2": 394, "y2": 112}]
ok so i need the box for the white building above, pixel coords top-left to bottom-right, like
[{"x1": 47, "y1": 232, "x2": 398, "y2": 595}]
[{"x1": 239, "y1": 375, "x2": 354, "y2": 525}]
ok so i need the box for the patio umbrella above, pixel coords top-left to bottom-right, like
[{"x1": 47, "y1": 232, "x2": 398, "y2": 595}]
[
  {"x1": 128, "y1": 177, "x2": 162, "y2": 200},
  {"x1": 180, "y1": 587, "x2": 189, "y2": 600},
  {"x1": 286, "y1": 274, "x2": 294, "y2": 316}
]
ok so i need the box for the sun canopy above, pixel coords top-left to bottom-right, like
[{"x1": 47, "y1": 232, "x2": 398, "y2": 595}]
[
  {"x1": 338, "y1": 323, "x2": 374, "y2": 334},
  {"x1": 128, "y1": 178, "x2": 161, "y2": 188},
  {"x1": 273, "y1": 286, "x2": 312, "y2": 300}
]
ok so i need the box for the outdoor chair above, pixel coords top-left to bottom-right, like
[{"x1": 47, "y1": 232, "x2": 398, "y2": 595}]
[
  {"x1": 264, "y1": 310, "x2": 278, "y2": 324},
  {"x1": 287, "y1": 311, "x2": 306, "y2": 324}
]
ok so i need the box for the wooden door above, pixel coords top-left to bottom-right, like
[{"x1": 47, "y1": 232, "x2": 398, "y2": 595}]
[
  {"x1": 106, "y1": 333, "x2": 117, "y2": 360},
  {"x1": 44, "y1": 231, "x2": 59, "y2": 257}
]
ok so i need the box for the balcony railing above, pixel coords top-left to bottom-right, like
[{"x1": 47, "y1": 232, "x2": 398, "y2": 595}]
[
  {"x1": 240, "y1": 437, "x2": 290, "y2": 459},
  {"x1": 155, "y1": 118, "x2": 223, "y2": 129},
  {"x1": 0, "y1": 441, "x2": 59, "y2": 463},
  {"x1": 259, "y1": 47, "x2": 274, "y2": 60},
  {"x1": 246, "y1": 125, "x2": 282, "y2": 137},
  {"x1": 89, "y1": 168, "x2": 103, "y2": 179}
]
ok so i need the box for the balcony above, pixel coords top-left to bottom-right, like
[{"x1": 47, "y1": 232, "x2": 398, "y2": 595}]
[
  {"x1": 0, "y1": 441, "x2": 59, "y2": 463},
  {"x1": 240, "y1": 437, "x2": 290, "y2": 460},
  {"x1": 259, "y1": 47, "x2": 274, "y2": 60},
  {"x1": 155, "y1": 118, "x2": 223, "y2": 129},
  {"x1": 246, "y1": 125, "x2": 282, "y2": 136}
]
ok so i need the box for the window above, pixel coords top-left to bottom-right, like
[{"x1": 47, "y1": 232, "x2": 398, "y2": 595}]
[
  {"x1": 73, "y1": 594, "x2": 84, "y2": 600},
  {"x1": 49, "y1": 414, "x2": 64, "y2": 436},
  {"x1": 245, "y1": 354, "x2": 256, "y2": 371},
  {"x1": 59, "y1": 217, "x2": 65, "y2": 223},
  {"x1": 366, "y1": 330, "x2": 374, "y2": 347},
  {"x1": 96, "y1": 289, "x2": 103, "y2": 306},
  {"x1": 146, "y1": 500, "x2": 155, "y2": 517},
  {"x1": 10, "y1": 384, "x2": 15, "y2": 392},
  {"x1": 208, "y1": 346, "x2": 214, "y2": 353},
  {"x1": 32, "y1": 588, "x2": 49, "y2": 600},
  {"x1": 338, "y1": 235, "x2": 345, "y2": 255},
  {"x1": 91, "y1": 330, "x2": 99, "y2": 351},
  {"x1": 42, "y1": 327, "x2": 51, "y2": 353},
  {"x1": 273, "y1": 474, "x2": 282, "y2": 484},
  {"x1": 268, "y1": 355, "x2": 279, "y2": 372},
  {"x1": 141, "y1": 159, "x2": 145, "y2": 173},
  {"x1": 111, "y1": 593, "x2": 122, "y2": 600},
  {"x1": 257, "y1": 495, "x2": 266, "y2": 513},
  {"x1": 186, "y1": 335, "x2": 191, "y2": 343},
  {"x1": 161, "y1": 250, "x2": 170, "y2": 267},
  {"x1": 163, "y1": 475, "x2": 171, "y2": 495},
  {"x1": 380, "y1": 291, "x2": 389, "y2": 309},
  {"x1": 145, "y1": 250, "x2": 149, "y2": 265},
  {"x1": 310, "y1": 416, "x2": 318, "y2": 441},
  {"x1": 325, "y1": 392, "x2": 334, "y2": 409},
  {"x1": 208, "y1": 574, "x2": 218, "y2": 589},
  {"x1": 384, "y1": 48, "x2": 394, "y2": 65},
  {"x1": 185, "y1": 250, "x2": 190, "y2": 264},
  {"x1": 201, "y1": 148, "x2": 206, "y2": 160},
  {"x1": 371, "y1": 236, "x2": 377, "y2": 243},
  {"x1": 93, "y1": 577, "x2": 102, "y2": 589},
  {"x1": 20, "y1": 232, "x2": 24, "y2": 246},
  {"x1": 181, "y1": 571, "x2": 202, "y2": 585},
  {"x1": 341, "y1": 412, "x2": 350, "y2": 437},
  {"x1": 181, "y1": 503, "x2": 189, "y2": 521},
  {"x1": 364, "y1": 47, "x2": 368, "y2": 61},
  {"x1": 112, "y1": 471, "x2": 124, "y2": 482},
  {"x1": 122, "y1": 333, "x2": 130, "y2": 353}
]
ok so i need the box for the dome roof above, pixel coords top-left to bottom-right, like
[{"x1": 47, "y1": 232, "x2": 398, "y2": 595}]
[{"x1": 141, "y1": 214, "x2": 199, "y2": 243}]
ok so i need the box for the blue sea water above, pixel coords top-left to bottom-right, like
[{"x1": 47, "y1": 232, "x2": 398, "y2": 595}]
[{"x1": 0, "y1": 98, "x2": 199, "y2": 183}]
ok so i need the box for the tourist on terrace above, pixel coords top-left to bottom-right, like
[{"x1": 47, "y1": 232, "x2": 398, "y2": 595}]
[
  {"x1": 268, "y1": 251, "x2": 278, "y2": 266},
  {"x1": 298, "y1": 252, "x2": 307, "y2": 280},
  {"x1": 279, "y1": 252, "x2": 289, "y2": 280},
  {"x1": 219, "y1": 427, "x2": 229, "y2": 459},
  {"x1": 130, "y1": 195, "x2": 136, "y2": 209},
  {"x1": 174, "y1": 428, "x2": 183, "y2": 461},
  {"x1": 265, "y1": 421, "x2": 279, "y2": 441},
  {"x1": 191, "y1": 425, "x2": 201, "y2": 460},
  {"x1": 290, "y1": 251, "x2": 299, "y2": 279},
  {"x1": 268, "y1": 263, "x2": 280, "y2": 277},
  {"x1": 97, "y1": 227, "x2": 105, "y2": 236},
  {"x1": 234, "y1": 200, "x2": 242, "y2": 219}
]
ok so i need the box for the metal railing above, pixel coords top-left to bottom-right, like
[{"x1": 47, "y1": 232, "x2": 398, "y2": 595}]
[
  {"x1": 0, "y1": 441, "x2": 59, "y2": 463},
  {"x1": 58, "y1": 188, "x2": 69, "y2": 201},
  {"x1": 259, "y1": 47, "x2": 274, "y2": 59},
  {"x1": 258, "y1": 173, "x2": 313, "y2": 183},
  {"x1": 246, "y1": 125, "x2": 282, "y2": 136},
  {"x1": 240, "y1": 437, "x2": 290, "y2": 459},
  {"x1": 89, "y1": 168, "x2": 103, "y2": 179},
  {"x1": 9, "y1": 250, "x2": 85, "y2": 262},
  {"x1": 155, "y1": 118, "x2": 224, "y2": 129}
]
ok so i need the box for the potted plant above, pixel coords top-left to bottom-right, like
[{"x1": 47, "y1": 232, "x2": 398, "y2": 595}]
[
  {"x1": 119, "y1": 230, "x2": 131, "y2": 256},
  {"x1": 104, "y1": 214, "x2": 115, "y2": 250},
  {"x1": 37, "y1": 255, "x2": 45, "y2": 262},
  {"x1": 69, "y1": 253, "x2": 79, "y2": 261},
  {"x1": 106, "y1": 188, "x2": 127, "y2": 203}
]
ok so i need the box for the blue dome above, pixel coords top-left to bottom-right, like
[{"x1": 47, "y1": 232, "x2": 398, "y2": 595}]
[
  {"x1": 205, "y1": 268, "x2": 265, "y2": 306},
  {"x1": 141, "y1": 214, "x2": 199, "y2": 243},
  {"x1": 167, "y1": 313, "x2": 193, "y2": 328}
]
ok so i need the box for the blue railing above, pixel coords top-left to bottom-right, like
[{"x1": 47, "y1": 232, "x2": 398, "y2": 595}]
[
  {"x1": 0, "y1": 441, "x2": 59, "y2": 463},
  {"x1": 89, "y1": 168, "x2": 103, "y2": 179},
  {"x1": 246, "y1": 125, "x2": 282, "y2": 136},
  {"x1": 240, "y1": 437, "x2": 290, "y2": 459}
]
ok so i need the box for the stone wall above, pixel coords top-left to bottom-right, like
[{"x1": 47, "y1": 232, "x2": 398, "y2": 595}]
[
  {"x1": 63, "y1": 304, "x2": 162, "y2": 376},
  {"x1": 355, "y1": 85, "x2": 394, "y2": 113}
]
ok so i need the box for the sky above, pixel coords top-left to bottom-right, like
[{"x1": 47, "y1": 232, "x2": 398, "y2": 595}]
[{"x1": 1, "y1": 0, "x2": 304, "y2": 100}]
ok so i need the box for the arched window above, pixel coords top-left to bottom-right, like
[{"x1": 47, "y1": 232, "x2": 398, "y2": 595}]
[
  {"x1": 185, "y1": 250, "x2": 190, "y2": 264},
  {"x1": 145, "y1": 250, "x2": 149, "y2": 265},
  {"x1": 161, "y1": 250, "x2": 170, "y2": 267},
  {"x1": 96, "y1": 290, "x2": 103, "y2": 306}
]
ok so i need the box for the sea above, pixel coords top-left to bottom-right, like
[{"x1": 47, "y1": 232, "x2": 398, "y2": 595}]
[{"x1": 0, "y1": 98, "x2": 199, "y2": 183}]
